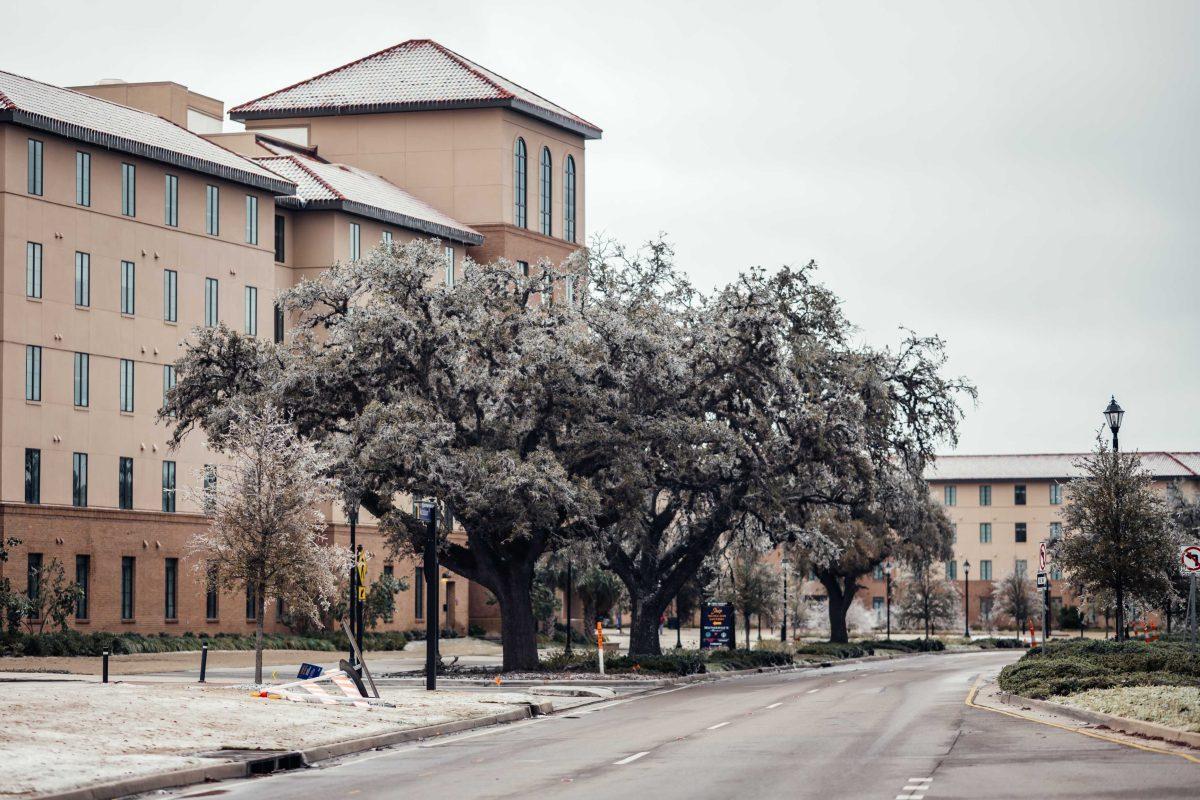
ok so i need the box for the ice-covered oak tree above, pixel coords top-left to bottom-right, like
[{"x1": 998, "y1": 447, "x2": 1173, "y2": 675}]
[
  {"x1": 185, "y1": 404, "x2": 345, "y2": 684},
  {"x1": 167, "y1": 240, "x2": 614, "y2": 671}
]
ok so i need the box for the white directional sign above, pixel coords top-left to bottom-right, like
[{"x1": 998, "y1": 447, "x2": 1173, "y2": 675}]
[
  {"x1": 1038, "y1": 541, "x2": 1049, "y2": 572},
  {"x1": 1179, "y1": 545, "x2": 1200, "y2": 575}
]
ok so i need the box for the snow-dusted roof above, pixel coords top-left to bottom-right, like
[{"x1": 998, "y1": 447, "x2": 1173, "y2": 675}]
[
  {"x1": 256, "y1": 152, "x2": 482, "y2": 246},
  {"x1": 925, "y1": 452, "x2": 1200, "y2": 482},
  {"x1": 0, "y1": 70, "x2": 293, "y2": 194},
  {"x1": 230, "y1": 39, "x2": 602, "y2": 140}
]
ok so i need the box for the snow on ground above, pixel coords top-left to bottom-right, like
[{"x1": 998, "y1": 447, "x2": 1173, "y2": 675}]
[
  {"x1": 1054, "y1": 686, "x2": 1200, "y2": 732},
  {"x1": 0, "y1": 680, "x2": 535, "y2": 799}
]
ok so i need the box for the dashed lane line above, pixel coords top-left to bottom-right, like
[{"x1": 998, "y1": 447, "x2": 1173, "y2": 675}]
[
  {"x1": 896, "y1": 775, "x2": 932, "y2": 799},
  {"x1": 765, "y1": 702, "x2": 783, "y2": 709},
  {"x1": 613, "y1": 751, "x2": 650, "y2": 765},
  {"x1": 706, "y1": 721, "x2": 731, "y2": 730},
  {"x1": 806, "y1": 689, "x2": 819, "y2": 694}
]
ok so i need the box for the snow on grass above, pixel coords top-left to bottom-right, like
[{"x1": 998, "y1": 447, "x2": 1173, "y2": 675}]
[
  {"x1": 1054, "y1": 686, "x2": 1200, "y2": 732},
  {"x1": 0, "y1": 681, "x2": 534, "y2": 799}
]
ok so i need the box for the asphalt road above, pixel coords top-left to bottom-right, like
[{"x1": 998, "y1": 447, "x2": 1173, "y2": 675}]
[{"x1": 167, "y1": 651, "x2": 1198, "y2": 799}]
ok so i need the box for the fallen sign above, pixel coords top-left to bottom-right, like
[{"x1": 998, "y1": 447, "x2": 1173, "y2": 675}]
[{"x1": 258, "y1": 669, "x2": 371, "y2": 708}]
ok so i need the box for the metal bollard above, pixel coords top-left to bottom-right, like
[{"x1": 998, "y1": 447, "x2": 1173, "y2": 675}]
[
  {"x1": 199, "y1": 643, "x2": 208, "y2": 683},
  {"x1": 102, "y1": 650, "x2": 109, "y2": 684}
]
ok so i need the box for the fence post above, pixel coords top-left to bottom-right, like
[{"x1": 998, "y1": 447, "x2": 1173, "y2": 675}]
[
  {"x1": 102, "y1": 650, "x2": 109, "y2": 684},
  {"x1": 199, "y1": 643, "x2": 208, "y2": 683}
]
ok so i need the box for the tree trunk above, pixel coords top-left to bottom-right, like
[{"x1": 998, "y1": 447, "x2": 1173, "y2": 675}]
[
  {"x1": 254, "y1": 585, "x2": 265, "y2": 685},
  {"x1": 629, "y1": 606, "x2": 663, "y2": 656},
  {"x1": 1115, "y1": 582, "x2": 1126, "y2": 643},
  {"x1": 821, "y1": 575, "x2": 855, "y2": 644},
  {"x1": 493, "y1": 575, "x2": 540, "y2": 671},
  {"x1": 744, "y1": 612, "x2": 752, "y2": 649}
]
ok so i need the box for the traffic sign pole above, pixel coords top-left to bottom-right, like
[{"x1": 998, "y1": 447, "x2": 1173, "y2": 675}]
[{"x1": 1178, "y1": 545, "x2": 1200, "y2": 657}]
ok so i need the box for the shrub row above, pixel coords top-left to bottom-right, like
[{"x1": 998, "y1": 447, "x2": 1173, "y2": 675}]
[
  {"x1": 997, "y1": 639, "x2": 1200, "y2": 699},
  {"x1": 970, "y1": 637, "x2": 1025, "y2": 650},
  {"x1": 707, "y1": 648, "x2": 794, "y2": 670},
  {"x1": 0, "y1": 629, "x2": 412, "y2": 657},
  {"x1": 868, "y1": 638, "x2": 946, "y2": 653}
]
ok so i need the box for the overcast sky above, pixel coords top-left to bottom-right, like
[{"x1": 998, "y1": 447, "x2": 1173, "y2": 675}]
[{"x1": 6, "y1": 1, "x2": 1197, "y2": 455}]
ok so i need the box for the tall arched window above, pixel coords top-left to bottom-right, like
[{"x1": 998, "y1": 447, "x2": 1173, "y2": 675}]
[
  {"x1": 513, "y1": 138, "x2": 527, "y2": 228},
  {"x1": 539, "y1": 146, "x2": 552, "y2": 237},
  {"x1": 564, "y1": 155, "x2": 577, "y2": 244}
]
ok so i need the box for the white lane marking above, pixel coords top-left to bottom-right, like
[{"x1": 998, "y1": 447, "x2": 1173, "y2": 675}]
[
  {"x1": 836, "y1": 679, "x2": 846, "y2": 683},
  {"x1": 706, "y1": 721, "x2": 731, "y2": 730},
  {"x1": 613, "y1": 751, "x2": 650, "y2": 765},
  {"x1": 765, "y1": 702, "x2": 782, "y2": 709},
  {"x1": 896, "y1": 795, "x2": 924, "y2": 800},
  {"x1": 806, "y1": 689, "x2": 819, "y2": 694}
]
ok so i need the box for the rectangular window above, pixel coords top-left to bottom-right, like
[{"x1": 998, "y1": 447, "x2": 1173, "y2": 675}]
[
  {"x1": 1051, "y1": 566, "x2": 1063, "y2": 581},
  {"x1": 946, "y1": 560, "x2": 957, "y2": 580},
  {"x1": 27, "y1": 553, "x2": 42, "y2": 613},
  {"x1": 119, "y1": 456, "x2": 134, "y2": 510},
  {"x1": 121, "y1": 557, "x2": 135, "y2": 620},
  {"x1": 979, "y1": 522, "x2": 992, "y2": 544},
  {"x1": 73, "y1": 352, "x2": 89, "y2": 407},
  {"x1": 980, "y1": 597, "x2": 994, "y2": 618},
  {"x1": 276, "y1": 597, "x2": 286, "y2": 622},
  {"x1": 382, "y1": 230, "x2": 393, "y2": 248},
  {"x1": 26, "y1": 242, "x2": 42, "y2": 299},
  {"x1": 444, "y1": 246, "x2": 455, "y2": 287},
  {"x1": 206, "y1": 580, "x2": 219, "y2": 620},
  {"x1": 1015, "y1": 559, "x2": 1027, "y2": 577},
  {"x1": 205, "y1": 278, "x2": 219, "y2": 326},
  {"x1": 273, "y1": 302, "x2": 284, "y2": 343},
  {"x1": 1015, "y1": 522, "x2": 1027, "y2": 543},
  {"x1": 350, "y1": 223, "x2": 361, "y2": 261},
  {"x1": 203, "y1": 464, "x2": 216, "y2": 513},
  {"x1": 161, "y1": 461, "x2": 176, "y2": 512},
  {"x1": 75, "y1": 555, "x2": 90, "y2": 619},
  {"x1": 75, "y1": 252, "x2": 91, "y2": 307},
  {"x1": 162, "y1": 365, "x2": 176, "y2": 411},
  {"x1": 120, "y1": 261, "x2": 136, "y2": 315},
  {"x1": 414, "y1": 567, "x2": 425, "y2": 619},
  {"x1": 72, "y1": 452, "x2": 88, "y2": 507},
  {"x1": 1014, "y1": 484, "x2": 1027, "y2": 505},
  {"x1": 164, "y1": 174, "x2": 179, "y2": 227},
  {"x1": 274, "y1": 214, "x2": 286, "y2": 262},
  {"x1": 1050, "y1": 522, "x2": 1063, "y2": 540},
  {"x1": 24, "y1": 448, "x2": 40, "y2": 504},
  {"x1": 244, "y1": 286, "x2": 258, "y2": 336},
  {"x1": 980, "y1": 560, "x2": 993, "y2": 581},
  {"x1": 943, "y1": 485, "x2": 956, "y2": 506},
  {"x1": 163, "y1": 269, "x2": 178, "y2": 323},
  {"x1": 27, "y1": 139, "x2": 43, "y2": 196},
  {"x1": 76, "y1": 151, "x2": 91, "y2": 206},
  {"x1": 872, "y1": 564, "x2": 884, "y2": 580},
  {"x1": 979, "y1": 485, "x2": 992, "y2": 506},
  {"x1": 164, "y1": 558, "x2": 178, "y2": 620},
  {"x1": 1050, "y1": 483, "x2": 1063, "y2": 505},
  {"x1": 120, "y1": 359, "x2": 135, "y2": 412},
  {"x1": 565, "y1": 277, "x2": 575, "y2": 304},
  {"x1": 518, "y1": 260, "x2": 530, "y2": 278},
  {"x1": 25, "y1": 345, "x2": 42, "y2": 401},
  {"x1": 245, "y1": 195, "x2": 258, "y2": 244},
  {"x1": 121, "y1": 163, "x2": 136, "y2": 216},
  {"x1": 205, "y1": 185, "x2": 220, "y2": 235},
  {"x1": 246, "y1": 585, "x2": 258, "y2": 620},
  {"x1": 383, "y1": 564, "x2": 395, "y2": 622},
  {"x1": 872, "y1": 597, "x2": 884, "y2": 616}
]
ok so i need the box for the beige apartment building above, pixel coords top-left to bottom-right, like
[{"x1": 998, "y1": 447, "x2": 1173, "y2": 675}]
[
  {"x1": 927, "y1": 452, "x2": 1200, "y2": 629},
  {"x1": 0, "y1": 39, "x2": 599, "y2": 636}
]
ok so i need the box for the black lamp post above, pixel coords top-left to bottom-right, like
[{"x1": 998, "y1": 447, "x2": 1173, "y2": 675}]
[
  {"x1": 884, "y1": 561, "x2": 893, "y2": 642},
  {"x1": 564, "y1": 561, "x2": 573, "y2": 656},
  {"x1": 346, "y1": 501, "x2": 359, "y2": 666},
  {"x1": 1104, "y1": 396, "x2": 1125, "y2": 640},
  {"x1": 780, "y1": 558, "x2": 790, "y2": 644},
  {"x1": 676, "y1": 596, "x2": 683, "y2": 649},
  {"x1": 963, "y1": 560, "x2": 971, "y2": 639}
]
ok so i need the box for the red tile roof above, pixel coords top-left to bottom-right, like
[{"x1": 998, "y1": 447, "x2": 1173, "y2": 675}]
[
  {"x1": 0, "y1": 69, "x2": 293, "y2": 194},
  {"x1": 230, "y1": 40, "x2": 601, "y2": 139},
  {"x1": 256, "y1": 152, "x2": 482, "y2": 246}
]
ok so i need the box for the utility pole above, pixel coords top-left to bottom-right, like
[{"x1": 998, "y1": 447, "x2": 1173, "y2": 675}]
[{"x1": 884, "y1": 562, "x2": 892, "y2": 642}]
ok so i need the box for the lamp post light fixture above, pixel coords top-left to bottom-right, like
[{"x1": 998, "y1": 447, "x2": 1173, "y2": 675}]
[
  {"x1": 780, "y1": 558, "x2": 791, "y2": 643},
  {"x1": 963, "y1": 560, "x2": 971, "y2": 639},
  {"x1": 1104, "y1": 396, "x2": 1126, "y2": 640}
]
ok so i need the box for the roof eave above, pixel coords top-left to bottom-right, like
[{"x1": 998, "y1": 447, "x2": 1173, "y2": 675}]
[
  {"x1": 276, "y1": 196, "x2": 483, "y2": 246},
  {"x1": 1, "y1": 110, "x2": 295, "y2": 195},
  {"x1": 230, "y1": 98, "x2": 602, "y2": 140}
]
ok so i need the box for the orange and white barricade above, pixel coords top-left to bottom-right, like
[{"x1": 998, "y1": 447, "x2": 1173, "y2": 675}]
[{"x1": 258, "y1": 670, "x2": 370, "y2": 708}]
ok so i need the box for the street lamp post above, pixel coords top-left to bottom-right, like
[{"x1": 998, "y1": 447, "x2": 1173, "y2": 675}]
[
  {"x1": 780, "y1": 559, "x2": 790, "y2": 644},
  {"x1": 564, "y1": 561, "x2": 573, "y2": 656},
  {"x1": 963, "y1": 560, "x2": 971, "y2": 639},
  {"x1": 1104, "y1": 396, "x2": 1125, "y2": 641},
  {"x1": 347, "y1": 502, "x2": 359, "y2": 666},
  {"x1": 676, "y1": 596, "x2": 683, "y2": 649},
  {"x1": 884, "y1": 562, "x2": 893, "y2": 642},
  {"x1": 416, "y1": 500, "x2": 439, "y2": 691}
]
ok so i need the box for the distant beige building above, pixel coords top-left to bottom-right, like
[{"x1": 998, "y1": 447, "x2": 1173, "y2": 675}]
[{"x1": 0, "y1": 40, "x2": 600, "y2": 636}]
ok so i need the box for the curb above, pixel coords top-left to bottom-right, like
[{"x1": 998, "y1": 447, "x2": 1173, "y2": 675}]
[
  {"x1": 32, "y1": 706, "x2": 544, "y2": 800},
  {"x1": 997, "y1": 691, "x2": 1200, "y2": 750}
]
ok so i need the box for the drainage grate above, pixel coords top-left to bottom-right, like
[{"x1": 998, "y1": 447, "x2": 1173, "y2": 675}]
[{"x1": 195, "y1": 749, "x2": 305, "y2": 775}]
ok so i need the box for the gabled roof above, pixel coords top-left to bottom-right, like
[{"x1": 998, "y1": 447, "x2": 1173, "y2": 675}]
[
  {"x1": 230, "y1": 39, "x2": 602, "y2": 140},
  {"x1": 0, "y1": 69, "x2": 293, "y2": 194},
  {"x1": 925, "y1": 452, "x2": 1200, "y2": 482},
  {"x1": 256, "y1": 152, "x2": 482, "y2": 246}
]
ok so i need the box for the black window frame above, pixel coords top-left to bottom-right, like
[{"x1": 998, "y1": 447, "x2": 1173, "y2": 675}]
[
  {"x1": 1014, "y1": 484, "x2": 1027, "y2": 505},
  {"x1": 121, "y1": 556, "x2": 135, "y2": 621},
  {"x1": 164, "y1": 174, "x2": 179, "y2": 227},
  {"x1": 118, "y1": 456, "x2": 134, "y2": 510},
  {"x1": 75, "y1": 251, "x2": 91, "y2": 307},
  {"x1": 564, "y1": 154, "x2": 577, "y2": 243},
  {"x1": 75, "y1": 554, "x2": 90, "y2": 619},
  {"x1": 26, "y1": 241, "x2": 42, "y2": 299},
  {"x1": 161, "y1": 460, "x2": 176, "y2": 512},
  {"x1": 1015, "y1": 522, "x2": 1027, "y2": 543},
  {"x1": 121, "y1": 162, "x2": 136, "y2": 216},
  {"x1": 24, "y1": 448, "x2": 40, "y2": 504},
  {"x1": 72, "y1": 452, "x2": 88, "y2": 507},
  {"x1": 164, "y1": 557, "x2": 178, "y2": 620},
  {"x1": 539, "y1": 146, "x2": 552, "y2": 236},
  {"x1": 27, "y1": 138, "x2": 43, "y2": 196},
  {"x1": 274, "y1": 214, "x2": 286, "y2": 262},
  {"x1": 73, "y1": 352, "x2": 90, "y2": 408},
  {"x1": 76, "y1": 151, "x2": 91, "y2": 207},
  {"x1": 163, "y1": 268, "x2": 178, "y2": 323},
  {"x1": 25, "y1": 344, "x2": 42, "y2": 401},
  {"x1": 120, "y1": 260, "x2": 136, "y2": 315},
  {"x1": 513, "y1": 138, "x2": 527, "y2": 228}
]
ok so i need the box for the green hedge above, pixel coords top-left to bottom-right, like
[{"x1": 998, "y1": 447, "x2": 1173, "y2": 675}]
[
  {"x1": 538, "y1": 648, "x2": 707, "y2": 675},
  {"x1": 997, "y1": 639, "x2": 1200, "y2": 699},
  {"x1": 868, "y1": 639, "x2": 946, "y2": 653},
  {"x1": 1, "y1": 629, "x2": 409, "y2": 658},
  {"x1": 970, "y1": 637, "x2": 1025, "y2": 650},
  {"x1": 707, "y1": 649, "x2": 794, "y2": 670},
  {"x1": 793, "y1": 642, "x2": 873, "y2": 659}
]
